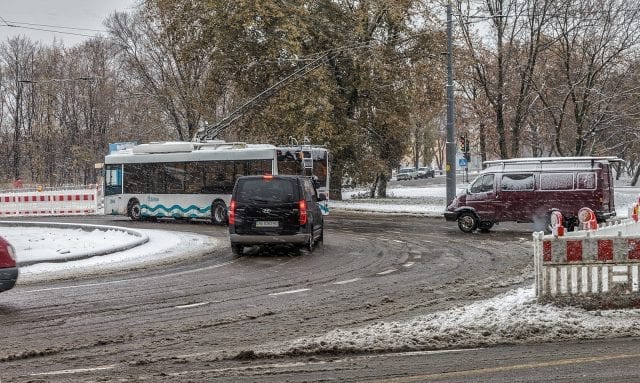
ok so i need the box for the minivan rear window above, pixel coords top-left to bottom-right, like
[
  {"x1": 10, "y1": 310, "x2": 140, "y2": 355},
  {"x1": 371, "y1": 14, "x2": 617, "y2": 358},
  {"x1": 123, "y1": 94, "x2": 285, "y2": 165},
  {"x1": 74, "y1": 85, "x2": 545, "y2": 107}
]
[
  {"x1": 236, "y1": 178, "x2": 296, "y2": 203},
  {"x1": 577, "y1": 172, "x2": 596, "y2": 189}
]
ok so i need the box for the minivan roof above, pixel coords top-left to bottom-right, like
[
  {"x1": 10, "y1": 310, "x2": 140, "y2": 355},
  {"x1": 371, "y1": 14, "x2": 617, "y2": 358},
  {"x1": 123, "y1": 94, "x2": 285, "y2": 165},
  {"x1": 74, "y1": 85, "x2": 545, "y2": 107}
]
[{"x1": 239, "y1": 175, "x2": 308, "y2": 180}]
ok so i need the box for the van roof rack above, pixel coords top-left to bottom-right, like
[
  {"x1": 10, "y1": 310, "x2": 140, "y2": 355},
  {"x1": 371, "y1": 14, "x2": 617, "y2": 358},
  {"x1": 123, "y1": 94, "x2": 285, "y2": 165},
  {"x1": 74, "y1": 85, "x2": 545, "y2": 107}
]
[
  {"x1": 483, "y1": 156, "x2": 622, "y2": 166},
  {"x1": 484, "y1": 156, "x2": 623, "y2": 172}
]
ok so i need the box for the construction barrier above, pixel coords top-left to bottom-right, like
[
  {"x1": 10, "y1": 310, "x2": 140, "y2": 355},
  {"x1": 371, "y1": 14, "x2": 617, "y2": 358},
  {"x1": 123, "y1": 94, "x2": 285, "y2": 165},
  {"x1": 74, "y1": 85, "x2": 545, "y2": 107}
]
[
  {"x1": 0, "y1": 186, "x2": 98, "y2": 217},
  {"x1": 534, "y1": 217, "x2": 640, "y2": 309}
]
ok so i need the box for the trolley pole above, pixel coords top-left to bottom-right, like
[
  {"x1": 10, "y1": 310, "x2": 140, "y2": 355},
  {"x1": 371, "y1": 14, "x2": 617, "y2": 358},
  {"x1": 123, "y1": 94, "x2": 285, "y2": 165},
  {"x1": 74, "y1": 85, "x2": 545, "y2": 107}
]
[{"x1": 445, "y1": 0, "x2": 457, "y2": 206}]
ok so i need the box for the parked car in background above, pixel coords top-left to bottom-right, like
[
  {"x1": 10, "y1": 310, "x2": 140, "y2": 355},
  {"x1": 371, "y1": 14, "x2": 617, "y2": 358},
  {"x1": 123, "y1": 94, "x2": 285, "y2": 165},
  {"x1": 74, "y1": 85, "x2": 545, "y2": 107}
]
[
  {"x1": 228, "y1": 175, "x2": 325, "y2": 254},
  {"x1": 396, "y1": 168, "x2": 418, "y2": 181},
  {"x1": 0, "y1": 235, "x2": 18, "y2": 292},
  {"x1": 417, "y1": 166, "x2": 435, "y2": 178}
]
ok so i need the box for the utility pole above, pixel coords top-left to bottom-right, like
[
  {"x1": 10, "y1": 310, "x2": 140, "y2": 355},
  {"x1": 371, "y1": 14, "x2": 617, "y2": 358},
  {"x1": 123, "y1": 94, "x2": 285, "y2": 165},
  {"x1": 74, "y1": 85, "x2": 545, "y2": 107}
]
[{"x1": 445, "y1": 0, "x2": 457, "y2": 206}]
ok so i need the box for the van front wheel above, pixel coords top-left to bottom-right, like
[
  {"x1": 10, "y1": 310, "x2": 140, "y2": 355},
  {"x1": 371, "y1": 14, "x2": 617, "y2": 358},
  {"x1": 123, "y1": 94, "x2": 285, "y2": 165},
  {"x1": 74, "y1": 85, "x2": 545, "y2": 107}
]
[{"x1": 458, "y1": 212, "x2": 478, "y2": 233}]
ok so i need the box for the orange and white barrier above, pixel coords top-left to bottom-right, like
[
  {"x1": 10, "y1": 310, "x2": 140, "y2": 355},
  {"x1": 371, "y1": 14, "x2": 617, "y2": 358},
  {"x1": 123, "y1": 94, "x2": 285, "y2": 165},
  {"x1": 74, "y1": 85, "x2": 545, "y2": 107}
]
[
  {"x1": 534, "y1": 206, "x2": 640, "y2": 308},
  {"x1": 578, "y1": 207, "x2": 598, "y2": 230},
  {"x1": 550, "y1": 210, "x2": 564, "y2": 237},
  {"x1": 0, "y1": 187, "x2": 98, "y2": 217}
]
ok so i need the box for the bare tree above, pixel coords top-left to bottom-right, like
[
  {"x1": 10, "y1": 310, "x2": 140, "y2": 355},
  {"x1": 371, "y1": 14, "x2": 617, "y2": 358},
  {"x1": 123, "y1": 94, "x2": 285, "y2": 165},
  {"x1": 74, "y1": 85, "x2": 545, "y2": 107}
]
[
  {"x1": 0, "y1": 37, "x2": 37, "y2": 181},
  {"x1": 535, "y1": 0, "x2": 640, "y2": 156},
  {"x1": 457, "y1": 0, "x2": 553, "y2": 159},
  {"x1": 106, "y1": 3, "x2": 215, "y2": 141}
]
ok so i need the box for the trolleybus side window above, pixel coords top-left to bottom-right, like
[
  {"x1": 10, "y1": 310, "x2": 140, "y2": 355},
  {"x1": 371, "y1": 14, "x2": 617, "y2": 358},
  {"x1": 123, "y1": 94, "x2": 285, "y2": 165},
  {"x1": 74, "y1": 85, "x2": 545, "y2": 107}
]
[{"x1": 122, "y1": 159, "x2": 274, "y2": 195}]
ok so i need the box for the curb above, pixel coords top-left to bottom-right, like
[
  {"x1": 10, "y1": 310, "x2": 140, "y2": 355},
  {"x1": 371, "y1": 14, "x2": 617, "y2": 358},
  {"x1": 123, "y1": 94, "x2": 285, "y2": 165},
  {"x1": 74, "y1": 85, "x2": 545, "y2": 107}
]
[{"x1": 0, "y1": 221, "x2": 149, "y2": 266}]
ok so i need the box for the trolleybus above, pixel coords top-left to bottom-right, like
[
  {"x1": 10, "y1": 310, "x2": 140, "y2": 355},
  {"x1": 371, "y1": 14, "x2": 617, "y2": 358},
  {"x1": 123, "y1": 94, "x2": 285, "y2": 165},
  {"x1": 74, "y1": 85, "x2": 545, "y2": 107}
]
[{"x1": 103, "y1": 140, "x2": 330, "y2": 224}]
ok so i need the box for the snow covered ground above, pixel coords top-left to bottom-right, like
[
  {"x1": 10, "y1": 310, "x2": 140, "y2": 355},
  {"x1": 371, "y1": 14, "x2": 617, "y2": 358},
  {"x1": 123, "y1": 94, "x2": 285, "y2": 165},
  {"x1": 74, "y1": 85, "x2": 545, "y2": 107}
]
[
  {"x1": 3, "y1": 180, "x2": 640, "y2": 354},
  {"x1": 1, "y1": 225, "x2": 220, "y2": 284}
]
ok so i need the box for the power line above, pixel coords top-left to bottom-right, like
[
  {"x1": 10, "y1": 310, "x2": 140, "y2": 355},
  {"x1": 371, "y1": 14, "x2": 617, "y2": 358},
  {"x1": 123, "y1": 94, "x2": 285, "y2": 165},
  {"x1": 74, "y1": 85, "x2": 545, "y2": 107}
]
[
  {"x1": 0, "y1": 15, "x2": 107, "y2": 39},
  {"x1": 0, "y1": 14, "x2": 12, "y2": 27},
  {"x1": 4, "y1": 20, "x2": 105, "y2": 33}
]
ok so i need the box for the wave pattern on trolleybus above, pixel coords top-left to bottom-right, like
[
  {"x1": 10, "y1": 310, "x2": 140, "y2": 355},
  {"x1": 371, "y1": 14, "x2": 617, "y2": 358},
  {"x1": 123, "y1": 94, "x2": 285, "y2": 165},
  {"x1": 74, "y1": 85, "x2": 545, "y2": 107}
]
[{"x1": 141, "y1": 204, "x2": 211, "y2": 217}]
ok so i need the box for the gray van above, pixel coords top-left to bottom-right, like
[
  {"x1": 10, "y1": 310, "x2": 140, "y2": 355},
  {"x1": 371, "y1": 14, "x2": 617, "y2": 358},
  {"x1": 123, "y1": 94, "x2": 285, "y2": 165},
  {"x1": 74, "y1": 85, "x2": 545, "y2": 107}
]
[{"x1": 444, "y1": 157, "x2": 620, "y2": 233}]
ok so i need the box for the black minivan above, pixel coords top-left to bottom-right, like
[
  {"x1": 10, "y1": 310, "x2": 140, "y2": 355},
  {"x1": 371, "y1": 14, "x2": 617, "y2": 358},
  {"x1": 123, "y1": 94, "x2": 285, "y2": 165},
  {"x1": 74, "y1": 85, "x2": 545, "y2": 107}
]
[{"x1": 228, "y1": 175, "x2": 325, "y2": 254}]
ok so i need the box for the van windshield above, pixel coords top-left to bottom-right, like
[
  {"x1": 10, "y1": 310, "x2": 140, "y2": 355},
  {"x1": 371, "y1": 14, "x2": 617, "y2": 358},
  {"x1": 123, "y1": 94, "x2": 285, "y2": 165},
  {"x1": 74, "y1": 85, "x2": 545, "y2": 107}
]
[{"x1": 236, "y1": 178, "x2": 296, "y2": 203}]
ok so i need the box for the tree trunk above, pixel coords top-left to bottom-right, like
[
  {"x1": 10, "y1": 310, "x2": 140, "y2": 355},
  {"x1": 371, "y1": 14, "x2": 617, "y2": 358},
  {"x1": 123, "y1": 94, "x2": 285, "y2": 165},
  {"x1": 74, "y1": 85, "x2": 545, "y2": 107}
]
[
  {"x1": 330, "y1": 164, "x2": 343, "y2": 201},
  {"x1": 369, "y1": 173, "x2": 379, "y2": 198},
  {"x1": 630, "y1": 163, "x2": 640, "y2": 186},
  {"x1": 376, "y1": 172, "x2": 388, "y2": 198}
]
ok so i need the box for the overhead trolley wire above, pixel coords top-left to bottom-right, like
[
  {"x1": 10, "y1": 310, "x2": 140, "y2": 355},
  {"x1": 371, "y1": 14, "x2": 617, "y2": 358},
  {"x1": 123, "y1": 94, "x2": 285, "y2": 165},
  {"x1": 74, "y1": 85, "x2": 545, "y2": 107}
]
[{"x1": 0, "y1": 15, "x2": 108, "y2": 39}]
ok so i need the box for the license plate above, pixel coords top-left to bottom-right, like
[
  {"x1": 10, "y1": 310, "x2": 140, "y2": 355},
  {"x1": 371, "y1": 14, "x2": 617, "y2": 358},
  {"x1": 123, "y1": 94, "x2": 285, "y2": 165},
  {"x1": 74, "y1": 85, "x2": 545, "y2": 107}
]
[{"x1": 256, "y1": 221, "x2": 279, "y2": 228}]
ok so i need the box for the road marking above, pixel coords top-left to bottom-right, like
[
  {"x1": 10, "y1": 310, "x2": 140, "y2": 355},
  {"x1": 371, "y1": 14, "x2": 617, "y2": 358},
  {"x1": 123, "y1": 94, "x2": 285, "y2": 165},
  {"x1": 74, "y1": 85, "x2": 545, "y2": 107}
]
[
  {"x1": 377, "y1": 269, "x2": 397, "y2": 275},
  {"x1": 22, "y1": 260, "x2": 238, "y2": 293},
  {"x1": 167, "y1": 361, "x2": 324, "y2": 377},
  {"x1": 333, "y1": 278, "x2": 362, "y2": 285},
  {"x1": 372, "y1": 352, "x2": 640, "y2": 383},
  {"x1": 392, "y1": 240, "x2": 404, "y2": 243},
  {"x1": 23, "y1": 279, "x2": 129, "y2": 293},
  {"x1": 176, "y1": 302, "x2": 209, "y2": 309},
  {"x1": 269, "y1": 288, "x2": 311, "y2": 296},
  {"x1": 30, "y1": 365, "x2": 117, "y2": 376},
  {"x1": 403, "y1": 262, "x2": 415, "y2": 268},
  {"x1": 166, "y1": 349, "x2": 479, "y2": 378}
]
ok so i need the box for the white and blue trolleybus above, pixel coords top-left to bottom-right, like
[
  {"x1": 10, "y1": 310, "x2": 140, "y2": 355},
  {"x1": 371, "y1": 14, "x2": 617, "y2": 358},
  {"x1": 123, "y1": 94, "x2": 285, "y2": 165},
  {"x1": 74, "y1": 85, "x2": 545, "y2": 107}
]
[{"x1": 103, "y1": 140, "x2": 330, "y2": 224}]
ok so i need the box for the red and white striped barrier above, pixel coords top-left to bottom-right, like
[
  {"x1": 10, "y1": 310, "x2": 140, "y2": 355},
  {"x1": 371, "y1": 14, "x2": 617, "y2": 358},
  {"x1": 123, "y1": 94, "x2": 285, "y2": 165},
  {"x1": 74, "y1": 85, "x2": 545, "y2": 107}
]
[
  {"x1": 0, "y1": 187, "x2": 98, "y2": 217},
  {"x1": 534, "y1": 214, "x2": 640, "y2": 308}
]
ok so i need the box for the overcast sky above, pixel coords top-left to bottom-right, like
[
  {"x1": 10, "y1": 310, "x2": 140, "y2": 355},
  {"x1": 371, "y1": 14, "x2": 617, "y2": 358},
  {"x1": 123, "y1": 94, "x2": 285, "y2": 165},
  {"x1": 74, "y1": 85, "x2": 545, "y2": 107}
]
[{"x1": 0, "y1": 0, "x2": 138, "y2": 46}]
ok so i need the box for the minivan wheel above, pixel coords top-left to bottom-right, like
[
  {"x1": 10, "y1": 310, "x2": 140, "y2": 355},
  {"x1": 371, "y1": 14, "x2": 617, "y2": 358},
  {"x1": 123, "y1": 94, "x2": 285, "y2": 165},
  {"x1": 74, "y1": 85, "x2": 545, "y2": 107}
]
[
  {"x1": 305, "y1": 231, "x2": 315, "y2": 253},
  {"x1": 231, "y1": 244, "x2": 244, "y2": 256},
  {"x1": 458, "y1": 212, "x2": 478, "y2": 233}
]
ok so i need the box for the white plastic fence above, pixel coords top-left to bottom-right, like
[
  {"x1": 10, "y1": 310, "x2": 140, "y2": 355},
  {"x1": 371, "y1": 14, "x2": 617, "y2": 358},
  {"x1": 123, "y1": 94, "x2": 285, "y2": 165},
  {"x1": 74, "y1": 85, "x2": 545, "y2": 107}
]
[
  {"x1": 533, "y1": 216, "x2": 640, "y2": 308},
  {"x1": 0, "y1": 186, "x2": 98, "y2": 217}
]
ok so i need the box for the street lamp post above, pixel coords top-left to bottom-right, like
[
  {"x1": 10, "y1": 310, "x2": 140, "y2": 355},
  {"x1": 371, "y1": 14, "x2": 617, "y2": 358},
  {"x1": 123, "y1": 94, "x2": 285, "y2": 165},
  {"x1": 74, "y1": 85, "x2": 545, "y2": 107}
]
[{"x1": 445, "y1": 0, "x2": 457, "y2": 206}]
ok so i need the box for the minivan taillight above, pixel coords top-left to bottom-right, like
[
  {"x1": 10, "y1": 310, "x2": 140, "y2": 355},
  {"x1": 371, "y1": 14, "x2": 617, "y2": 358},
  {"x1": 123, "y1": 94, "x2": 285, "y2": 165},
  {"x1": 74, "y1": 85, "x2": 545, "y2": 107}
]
[
  {"x1": 229, "y1": 199, "x2": 236, "y2": 225},
  {"x1": 299, "y1": 200, "x2": 307, "y2": 225}
]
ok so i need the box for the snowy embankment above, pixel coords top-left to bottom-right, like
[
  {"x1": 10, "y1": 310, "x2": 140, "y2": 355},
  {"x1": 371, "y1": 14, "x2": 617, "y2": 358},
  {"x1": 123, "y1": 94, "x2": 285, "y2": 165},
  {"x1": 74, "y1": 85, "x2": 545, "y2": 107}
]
[
  {"x1": 2, "y1": 226, "x2": 220, "y2": 284},
  {"x1": 262, "y1": 287, "x2": 640, "y2": 356}
]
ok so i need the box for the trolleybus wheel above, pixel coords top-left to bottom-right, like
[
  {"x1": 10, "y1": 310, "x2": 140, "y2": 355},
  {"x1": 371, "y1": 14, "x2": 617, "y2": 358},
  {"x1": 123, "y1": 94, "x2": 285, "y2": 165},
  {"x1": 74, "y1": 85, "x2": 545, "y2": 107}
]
[
  {"x1": 212, "y1": 200, "x2": 228, "y2": 225},
  {"x1": 127, "y1": 199, "x2": 142, "y2": 221}
]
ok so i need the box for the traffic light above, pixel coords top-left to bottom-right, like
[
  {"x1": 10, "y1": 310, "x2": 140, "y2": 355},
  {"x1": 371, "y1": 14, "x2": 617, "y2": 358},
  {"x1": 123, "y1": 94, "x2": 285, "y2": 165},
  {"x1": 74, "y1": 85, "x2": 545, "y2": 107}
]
[{"x1": 459, "y1": 136, "x2": 466, "y2": 152}]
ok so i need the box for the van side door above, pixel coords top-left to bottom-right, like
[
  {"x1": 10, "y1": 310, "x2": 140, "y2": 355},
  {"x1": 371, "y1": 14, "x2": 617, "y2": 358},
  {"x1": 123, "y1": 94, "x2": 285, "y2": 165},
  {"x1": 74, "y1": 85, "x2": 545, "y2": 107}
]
[
  {"x1": 499, "y1": 173, "x2": 536, "y2": 222},
  {"x1": 466, "y1": 174, "x2": 498, "y2": 221}
]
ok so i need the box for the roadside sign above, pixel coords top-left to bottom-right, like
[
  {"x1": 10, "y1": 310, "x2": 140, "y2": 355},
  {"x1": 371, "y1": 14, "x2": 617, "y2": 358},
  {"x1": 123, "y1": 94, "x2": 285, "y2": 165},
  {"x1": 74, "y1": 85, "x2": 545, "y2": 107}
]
[{"x1": 458, "y1": 158, "x2": 468, "y2": 167}]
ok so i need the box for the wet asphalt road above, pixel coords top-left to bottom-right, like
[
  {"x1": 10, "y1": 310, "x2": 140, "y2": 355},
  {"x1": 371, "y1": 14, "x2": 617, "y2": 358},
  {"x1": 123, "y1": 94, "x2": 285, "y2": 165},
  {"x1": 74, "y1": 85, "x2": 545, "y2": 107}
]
[{"x1": 0, "y1": 212, "x2": 639, "y2": 382}]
